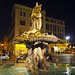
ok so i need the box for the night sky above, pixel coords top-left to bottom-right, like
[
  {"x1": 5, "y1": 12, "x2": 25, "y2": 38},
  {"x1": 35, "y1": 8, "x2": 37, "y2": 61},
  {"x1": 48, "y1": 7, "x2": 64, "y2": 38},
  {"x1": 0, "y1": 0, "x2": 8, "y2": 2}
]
[{"x1": 0, "y1": 0, "x2": 75, "y2": 42}]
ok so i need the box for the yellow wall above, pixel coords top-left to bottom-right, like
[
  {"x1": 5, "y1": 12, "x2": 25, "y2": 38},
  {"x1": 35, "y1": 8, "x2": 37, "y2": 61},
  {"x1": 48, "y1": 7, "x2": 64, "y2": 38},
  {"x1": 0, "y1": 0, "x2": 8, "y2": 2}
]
[{"x1": 15, "y1": 44, "x2": 28, "y2": 55}]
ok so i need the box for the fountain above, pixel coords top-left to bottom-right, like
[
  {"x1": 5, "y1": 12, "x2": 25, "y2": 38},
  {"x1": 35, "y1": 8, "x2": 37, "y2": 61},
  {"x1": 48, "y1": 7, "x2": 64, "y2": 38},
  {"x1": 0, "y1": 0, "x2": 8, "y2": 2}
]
[{"x1": 14, "y1": 2, "x2": 63, "y2": 72}]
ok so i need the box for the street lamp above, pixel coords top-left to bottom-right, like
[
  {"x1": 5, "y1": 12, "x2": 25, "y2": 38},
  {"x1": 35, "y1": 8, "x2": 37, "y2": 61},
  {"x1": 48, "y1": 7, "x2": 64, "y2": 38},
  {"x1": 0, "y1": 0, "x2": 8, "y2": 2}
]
[
  {"x1": 66, "y1": 36, "x2": 70, "y2": 41},
  {"x1": 66, "y1": 36, "x2": 70, "y2": 47}
]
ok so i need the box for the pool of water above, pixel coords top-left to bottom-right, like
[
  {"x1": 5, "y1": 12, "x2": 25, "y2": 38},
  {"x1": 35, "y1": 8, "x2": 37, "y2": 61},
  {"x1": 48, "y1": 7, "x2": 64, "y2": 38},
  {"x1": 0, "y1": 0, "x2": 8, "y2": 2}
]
[{"x1": 0, "y1": 63, "x2": 75, "y2": 75}]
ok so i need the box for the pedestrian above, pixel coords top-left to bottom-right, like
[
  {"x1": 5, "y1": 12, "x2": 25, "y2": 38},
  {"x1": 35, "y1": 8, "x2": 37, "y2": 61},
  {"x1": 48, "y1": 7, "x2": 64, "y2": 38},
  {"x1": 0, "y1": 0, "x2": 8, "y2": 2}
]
[
  {"x1": 49, "y1": 54, "x2": 52, "y2": 62},
  {"x1": 16, "y1": 58, "x2": 18, "y2": 63}
]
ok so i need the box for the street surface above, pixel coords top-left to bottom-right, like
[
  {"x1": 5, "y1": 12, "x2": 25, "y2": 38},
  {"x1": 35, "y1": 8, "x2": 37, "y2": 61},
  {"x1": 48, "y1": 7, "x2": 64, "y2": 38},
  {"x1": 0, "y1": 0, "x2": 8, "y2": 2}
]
[
  {"x1": 0, "y1": 54, "x2": 75, "y2": 66},
  {"x1": 52, "y1": 54, "x2": 75, "y2": 65}
]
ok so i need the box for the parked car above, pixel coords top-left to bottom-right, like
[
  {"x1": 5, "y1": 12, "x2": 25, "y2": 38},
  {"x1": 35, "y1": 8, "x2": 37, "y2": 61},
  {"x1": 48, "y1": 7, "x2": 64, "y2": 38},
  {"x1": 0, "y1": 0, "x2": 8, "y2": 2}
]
[
  {"x1": 0, "y1": 54, "x2": 9, "y2": 60},
  {"x1": 17, "y1": 54, "x2": 27, "y2": 60}
]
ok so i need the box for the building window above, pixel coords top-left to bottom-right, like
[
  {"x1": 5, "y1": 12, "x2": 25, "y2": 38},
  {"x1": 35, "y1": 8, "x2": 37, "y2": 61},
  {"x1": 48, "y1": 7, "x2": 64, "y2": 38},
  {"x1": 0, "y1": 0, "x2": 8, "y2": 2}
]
[
  {"x1": 20, "y1": 20, "x2": 25, "y2": 25},
  {"x1": 58, "y1": 26, "x2": 59, "y2": 32},
  {"x1": 58, "y1": 34, "x2": 60, "y2": 38},
  {"x1": 55, "y1": 26, "x2": 58, "y2": 32},
  {"x1": 56, "y1": 26, "x2": 58, "y2": 32},
  {"x1": 55, "y1": 33, "x2": 57, "y2": 36},
  {"x1": 50, "y1": 25, "x2": 54, "y2": 31},
  {"x1": 20, "y1": 31, "x2": 22, "y2": 35},
  {"x1": 51, "y1": 19, "x2": 53, "y2": 22},
  {"x1": 55, "y1": 26, "x2": 56, "y2": 32},
  {"x1": 56, "y1": 21, "x2": 58, "y2": 23},
  {"x1": 62, "y1": 27, "x2": 63, "y2": 33},
  {"x1": 60, "y1": 27, "x2": 63, "y2": 33},
  {"x1": 30, "y1": 13, "x2": 31, "y2": 17},
  {"x1": 61, "y1": 34, "x2": 63, "y2": 39},
  {"x1": 60, "y1": 34, "x2": 63, "y2": 39},
  {"x1": 60, "y1": 21, "x2": 63, "y2": 25},
  {"x1": 55, "y1": 21, "x2": 59, "y2": 24},
  {"x1": 20, "y1": 12, "x2": 25, "y2": 17},
  {"x1": 46, "y1": 24, "x2": 49, "y2": 30},
  {"x1": 45, "y1": 18, "x2": 49, "y2": 21}
]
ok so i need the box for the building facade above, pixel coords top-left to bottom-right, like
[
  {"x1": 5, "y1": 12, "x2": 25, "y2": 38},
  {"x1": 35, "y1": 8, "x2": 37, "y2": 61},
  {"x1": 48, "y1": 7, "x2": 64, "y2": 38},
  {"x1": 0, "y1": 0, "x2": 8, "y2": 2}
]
[
  {"x1": 45, "y1": 17, "x2": 65, "y2": 39},
  {"x1": 7, "y1": 4, "x2": 65, "y2": 55}
]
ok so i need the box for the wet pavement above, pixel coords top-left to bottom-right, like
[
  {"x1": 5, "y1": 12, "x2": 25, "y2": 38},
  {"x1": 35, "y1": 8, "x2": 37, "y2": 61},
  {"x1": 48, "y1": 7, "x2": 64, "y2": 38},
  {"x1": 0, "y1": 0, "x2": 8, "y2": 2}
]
[
  {"x1": 1, "y1": 54, "x2": 75, "y2": 65},
  {"x1": 0, "y1": 54, "x2": 75, "y2": 75},
  {"x1": 0, "y1": 63, "x2": 75, "y2": 75},
  {"x1": 52, "y1": 54, "x2": 75, "y2": 66}
]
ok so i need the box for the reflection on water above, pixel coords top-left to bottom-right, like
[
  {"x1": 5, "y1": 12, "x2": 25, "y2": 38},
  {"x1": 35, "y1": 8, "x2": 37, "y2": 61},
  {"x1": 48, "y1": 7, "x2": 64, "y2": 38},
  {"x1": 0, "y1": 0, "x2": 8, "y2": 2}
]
[{"x1": 0, "y1": 63, "x2": 75, "y2": 75}]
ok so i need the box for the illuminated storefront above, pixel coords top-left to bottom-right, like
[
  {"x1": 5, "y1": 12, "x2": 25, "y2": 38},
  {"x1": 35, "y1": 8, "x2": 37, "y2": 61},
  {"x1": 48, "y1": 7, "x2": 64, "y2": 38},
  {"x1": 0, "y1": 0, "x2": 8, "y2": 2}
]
[
  {"x1": 13, "y1": 44, "x2": 28, "y2": 56},
  {"x1": 48, "y1": 43, "x2": 68, "y2": 54}
]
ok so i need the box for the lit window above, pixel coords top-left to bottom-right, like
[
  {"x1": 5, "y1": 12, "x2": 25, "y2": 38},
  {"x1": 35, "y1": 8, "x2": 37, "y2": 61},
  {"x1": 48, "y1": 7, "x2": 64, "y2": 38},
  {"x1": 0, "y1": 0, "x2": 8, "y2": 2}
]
[
  {"x1": 60, "y1": 27, "x2": 63, "y2": 33},
  {"x1": 56, "y1": 21, "x2": 58, "y2": 23},
  {"x1": 55, "y1": 21, "x2": 59, "y2": 24},
  {"x1": 20, "y1": 12, "x2": 25, "y2": 17},
  {"x1": 20, "y1": 20, "x2": 25, "y2": 25},
  {"x1": 50, "y1": 25, "x2": 54, "y2": 31}
]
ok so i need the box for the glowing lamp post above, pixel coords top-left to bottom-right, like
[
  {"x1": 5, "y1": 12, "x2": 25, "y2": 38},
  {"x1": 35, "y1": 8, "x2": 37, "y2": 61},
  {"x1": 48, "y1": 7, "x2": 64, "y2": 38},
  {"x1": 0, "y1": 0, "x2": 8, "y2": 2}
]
[
  {"x1": 66, "y1": 36, "x2": 70, "y2": 45},
  {"x1": 66, "y1": 36, "x2": 70, "y2": 41}
]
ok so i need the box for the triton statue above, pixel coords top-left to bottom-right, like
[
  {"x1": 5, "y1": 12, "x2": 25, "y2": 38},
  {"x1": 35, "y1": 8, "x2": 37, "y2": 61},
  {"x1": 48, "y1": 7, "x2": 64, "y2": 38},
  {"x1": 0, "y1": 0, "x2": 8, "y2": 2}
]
[
  {"x1": 23, "y1": 2, "x2": 42, "y2": 37},
  {"x1": 30, "y1": 2, "x2": 42, "y2": 30}
]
